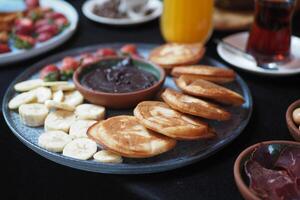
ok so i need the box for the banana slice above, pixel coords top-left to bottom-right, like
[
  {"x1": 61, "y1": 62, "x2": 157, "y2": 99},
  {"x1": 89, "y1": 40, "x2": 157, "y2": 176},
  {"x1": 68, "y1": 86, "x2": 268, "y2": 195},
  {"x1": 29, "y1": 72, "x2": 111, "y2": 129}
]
[
  {"x1": 8, "y1": 91, "x2": 36, "y2": 109},
  {"x1": 44, "y1": 110, "x2": 76, "y2": 132},
  {"x1": 33, "y1": 87, "x2": 52, "y2": 103},
  {"x1": 38, "y1": 131, "x2": 72, "y2": 153},
  {"x1": 93, "y1": 150, "x2": 123, "y2": 164},
  {"x1": 75, "y1": 104, "x2": 105, "y2": 120},
  {"x1": 52, "y1": 90, "x2": 64, "y2": 102},
  {"x1": 63, "y1": 138, "x2": 97, "y2": 160},
  {"x1": 63, "y1": 90, "x2": 84, "y2": 107},
  {"x1": 43, "y1": 81, "x2": 68, "y2": 87},
  {"x1": 45, "y1": 100, "x2": 75, "y2": 111},
  {"x1": 19, "y1": 103, "x2": 49, "y2": 127},
  {"x1": 51, "y1": 83, "x2": 75, "y2": 91},
  {"x1": 14, "y1": 79, "x2": 44, "y2": 92},
  {"x1": 69, "y1": 120, "x2": 97, "y2": 138}
]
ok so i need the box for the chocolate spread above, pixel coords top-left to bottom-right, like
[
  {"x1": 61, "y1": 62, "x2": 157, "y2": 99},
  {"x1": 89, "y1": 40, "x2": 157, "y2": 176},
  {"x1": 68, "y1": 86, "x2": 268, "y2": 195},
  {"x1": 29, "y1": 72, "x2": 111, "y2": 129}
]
[{"x1": 80, "y1": 58, "x2": 157, "y2": 93}]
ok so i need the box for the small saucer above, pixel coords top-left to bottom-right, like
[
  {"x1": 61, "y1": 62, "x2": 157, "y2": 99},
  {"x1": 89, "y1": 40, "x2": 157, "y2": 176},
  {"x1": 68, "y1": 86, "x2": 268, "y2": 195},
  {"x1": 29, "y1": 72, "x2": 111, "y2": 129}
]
[
  {"x1": 82, "y1": 0, "x2": 162, "y2": 26},
  {"x1": 217, "y1": 32, "x2": 300, "y2": 76}
]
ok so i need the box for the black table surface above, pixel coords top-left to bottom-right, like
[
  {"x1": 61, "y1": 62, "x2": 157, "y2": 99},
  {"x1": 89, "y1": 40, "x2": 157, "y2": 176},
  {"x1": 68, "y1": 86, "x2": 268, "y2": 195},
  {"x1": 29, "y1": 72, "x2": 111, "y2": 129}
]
[{"x1": 2, "y1": 1, "x2": 300, "y2": 199}]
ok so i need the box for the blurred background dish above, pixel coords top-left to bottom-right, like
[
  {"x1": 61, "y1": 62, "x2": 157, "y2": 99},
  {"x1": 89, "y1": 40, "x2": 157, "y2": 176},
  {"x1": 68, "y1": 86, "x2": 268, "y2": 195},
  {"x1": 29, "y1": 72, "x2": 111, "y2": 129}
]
[
  {"x1": 214, "y1": 0, "x2": 254, "y2": 31},
  {"x1": 82, "y1": 0, "x2": 162, "y2": 26},
  {"x1": 217, "y1": 32, "x2": 300, "y2": 76},
  {"x1": 0, "y1": 0, "x2": 78, "y2": 66}
]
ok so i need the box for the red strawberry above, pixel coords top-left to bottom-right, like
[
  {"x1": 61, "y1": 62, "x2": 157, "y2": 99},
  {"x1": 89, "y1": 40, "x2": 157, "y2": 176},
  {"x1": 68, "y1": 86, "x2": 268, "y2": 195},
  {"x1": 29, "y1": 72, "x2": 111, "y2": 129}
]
[
  {"x1": 35, "y1": 19, "x2": 51, "y2": 29},
  {"x1": 0, "y1": 43, "x2": 11, "y2": 53},
  {"x1": 40, "y1": 64, "x2": 60, "y2": 81},
  {"x1": 80, "y1": 54, "x2": 99, "y2": 66},
  {"x1": 54, "y1": 17, "x2": 69, "y2": 29},
  {"x1": 45, "y1": 12, "x2": 65, "y2": 20},
  {"x1": 36, "y1": 32, "x2": 53, "y2": 42},
  {"x1": 120, "y1": 44, "x2": 138, "y2": 55},
  {"x1": 35, "y1": 24, "x2": 58, "y2": 35},
  {"x1": 62, "y1": 57, "x2": 79, "y2": 70},
  {"x1": 25, "y1": 0, "x2": 39, "y2": 10},
  {"x1": 14, "y1": 34, "x2": 35, "y2": 49},
  {"x1": 14, "y1": 18, "x2": 34, "y2": 35},
  {"x1": 96, "y1": 48, "x2": 117, "y2": 57},
  {"x1": 60, "y1": 57, "x2": 79, "y2": 80}
]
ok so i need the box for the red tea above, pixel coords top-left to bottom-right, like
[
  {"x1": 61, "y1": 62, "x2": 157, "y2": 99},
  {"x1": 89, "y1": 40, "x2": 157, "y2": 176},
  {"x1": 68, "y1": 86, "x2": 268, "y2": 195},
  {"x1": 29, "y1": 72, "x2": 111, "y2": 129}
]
[{"x1": 246, "y1": 0, "x2": 296, "y2": 62}]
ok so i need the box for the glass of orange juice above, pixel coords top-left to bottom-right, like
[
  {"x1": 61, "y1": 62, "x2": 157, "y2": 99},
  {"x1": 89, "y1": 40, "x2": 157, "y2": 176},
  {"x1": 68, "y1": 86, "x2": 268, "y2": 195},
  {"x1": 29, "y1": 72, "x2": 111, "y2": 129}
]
[{"x1": 161, "y1": 0, "x2": 214, "y2": 43}]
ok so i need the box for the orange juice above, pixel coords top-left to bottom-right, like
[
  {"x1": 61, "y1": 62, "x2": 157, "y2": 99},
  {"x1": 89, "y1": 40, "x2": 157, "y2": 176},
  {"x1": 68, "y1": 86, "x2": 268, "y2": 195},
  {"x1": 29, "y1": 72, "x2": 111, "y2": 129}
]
[{"x1": 161, "y1": 0, "x2": 214, "y2": 43}]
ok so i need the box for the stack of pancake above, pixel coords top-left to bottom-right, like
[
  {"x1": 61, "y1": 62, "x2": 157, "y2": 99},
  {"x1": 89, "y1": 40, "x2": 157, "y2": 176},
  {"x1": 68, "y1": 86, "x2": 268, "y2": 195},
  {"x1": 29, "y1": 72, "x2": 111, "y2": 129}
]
[{"x1": 88, "y1": 43, "x2": 245, "y2": 159}]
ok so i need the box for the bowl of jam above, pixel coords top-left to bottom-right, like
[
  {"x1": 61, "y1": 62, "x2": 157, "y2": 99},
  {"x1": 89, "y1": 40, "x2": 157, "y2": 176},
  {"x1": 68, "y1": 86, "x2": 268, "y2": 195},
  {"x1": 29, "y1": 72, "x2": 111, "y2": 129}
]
[
  {"x1": 234, "y1": 140, "x2": 300, "y2": 200},
  {"x1": 73, "y1": 56, "x2": 165, "y2": 109}
]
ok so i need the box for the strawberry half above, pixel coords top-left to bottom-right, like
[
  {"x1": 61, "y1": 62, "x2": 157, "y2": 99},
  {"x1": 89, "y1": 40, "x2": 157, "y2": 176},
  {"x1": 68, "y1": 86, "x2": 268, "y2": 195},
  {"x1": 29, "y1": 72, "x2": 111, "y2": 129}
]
[
  {"x1": 40, "y1": 64, "x2": 60, "y2": 81},
  {"x1": 13, "y1": 34, "x2": 35, "y2": 49},
  {"x1": 96, "y1": 48, "x2": 117, "y2": 57},
  {"x1": 35, "y1": 24, "x2": 58, "y2": 35},
  {"x1": 120, "y1": 44, "x2": 142, "y2": 58},
  {"x1": 25, "y1": 0, "x2": 40, "y2": 10},
  {"x1": 14, "y1": 18, "x2": 34, "y2": 35},
  {"x1": 60, "y1": 57, "x2": 79, "y2": 80},
  {"x1": 120, "y1": 44, "x2": 138, "y2": 55},
  {"x1": 0, "y1": 43, "x2": 11, "y2": 53}
]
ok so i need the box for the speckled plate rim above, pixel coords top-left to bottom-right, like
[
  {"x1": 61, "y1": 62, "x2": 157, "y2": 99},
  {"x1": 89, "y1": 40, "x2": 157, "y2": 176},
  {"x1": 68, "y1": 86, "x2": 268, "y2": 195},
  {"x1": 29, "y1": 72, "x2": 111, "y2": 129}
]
[{"x1": 2, "y1": 43, "x2": 253, "y2": 174}]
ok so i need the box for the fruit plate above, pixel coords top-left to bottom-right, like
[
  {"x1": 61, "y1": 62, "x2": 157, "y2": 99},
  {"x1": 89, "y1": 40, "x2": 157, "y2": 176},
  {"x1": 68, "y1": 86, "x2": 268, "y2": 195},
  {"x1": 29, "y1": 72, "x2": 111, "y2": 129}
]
[
  {"x1": 0, "y1": 0, "x2": 78, "y2": 66},
  {"x1": 2, "y1": 43, "x2": 253, "y2": 174}
]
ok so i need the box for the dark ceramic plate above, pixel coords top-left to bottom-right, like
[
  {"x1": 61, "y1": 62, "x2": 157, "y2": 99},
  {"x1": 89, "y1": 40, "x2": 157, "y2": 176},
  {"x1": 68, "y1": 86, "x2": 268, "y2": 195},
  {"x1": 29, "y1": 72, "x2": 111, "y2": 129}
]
[{"x1": 2, "y1": 43, "x2": 253, "y2": 174}]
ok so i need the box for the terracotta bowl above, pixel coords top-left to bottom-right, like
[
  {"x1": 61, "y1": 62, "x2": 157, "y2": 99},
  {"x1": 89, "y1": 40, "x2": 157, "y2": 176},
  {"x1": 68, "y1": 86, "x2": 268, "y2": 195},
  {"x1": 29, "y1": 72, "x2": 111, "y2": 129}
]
[
  {"x1": 234, "y1": 140, "x2": 300, "y2": 200},
  {"x1": 73, "y1": 57, "x2": 166, "y2": 109},
  {"x1": 286, "y1": 99, "x2": 300, "y2": 141}
]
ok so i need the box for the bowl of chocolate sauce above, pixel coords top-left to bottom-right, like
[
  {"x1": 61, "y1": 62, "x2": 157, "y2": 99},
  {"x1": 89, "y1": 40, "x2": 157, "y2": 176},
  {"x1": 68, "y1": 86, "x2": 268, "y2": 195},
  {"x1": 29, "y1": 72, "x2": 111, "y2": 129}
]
[{"x1": 73, "y1": 56, "x2": 165, "y2": 109}]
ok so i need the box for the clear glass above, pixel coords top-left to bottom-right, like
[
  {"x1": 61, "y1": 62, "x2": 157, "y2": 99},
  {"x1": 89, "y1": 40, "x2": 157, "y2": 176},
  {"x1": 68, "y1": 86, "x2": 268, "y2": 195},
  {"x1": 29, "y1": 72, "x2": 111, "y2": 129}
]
[
  {"x1": 246, "y1": 0, "x2": 296, "y2": 63},
  {"x1": 160, "y1": 0, "x2": 214, "y2": 43}
]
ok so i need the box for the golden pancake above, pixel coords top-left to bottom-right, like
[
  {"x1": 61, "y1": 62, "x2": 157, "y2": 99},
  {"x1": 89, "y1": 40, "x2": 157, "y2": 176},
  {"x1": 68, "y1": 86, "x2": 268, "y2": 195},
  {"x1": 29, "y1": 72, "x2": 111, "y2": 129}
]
[
  {"x1": 87, "y1": 115, "x2": 176, "y2": 158},
  {"x1": 148, "y1": 43, "x2": 205, "y2": 69},
  {"x1": 134, "y1": 101, "x2": 215, "y2": 140},
  {"x1": 175, "y1": 75, "x2": 245, "y2": 106},
  {"x1": 171, "y1": 65, "x2": 236, "y2": 83},
  {"x1": 161, "y1": 88, "x2": 231, "y2": 121}
]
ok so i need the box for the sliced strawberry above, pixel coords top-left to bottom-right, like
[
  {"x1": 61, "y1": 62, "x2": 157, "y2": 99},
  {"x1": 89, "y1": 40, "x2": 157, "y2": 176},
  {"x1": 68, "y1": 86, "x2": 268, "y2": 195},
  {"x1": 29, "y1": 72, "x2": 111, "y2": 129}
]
[
  {"x1": 25, "y1": 0, "x2": 39, "y2": 10},
  {"x1": 13, "y1": 34, "x2": 35, "y2": 49},
  {"x1": 96, "y1": 48, "x2": 117, "y2": 57},
  {"x1": 34, "y1": 19, "x2": 52, "y2": 29},
  {"x1": 0, "y1": 43, "x2": 11, "y2": 53},
  {"x1": 14, "y1": 18, "x2": 34, "y2": 35},
  {"x1": 36, "y1": 32, "x2": 53, "y2": 42},
  {"x1": 54, "y1": 17, "x2": 69, "y2": 29},
  {"x1": 62, "y1": 57, "x2": 79, "y2": 70},
  {"x1": 120, "y1": 44, "x2": 138, "y2": 55},
  {"x1": 80, "y1": 54, "x2": 99, "y2": 66},
  {"x1": 35, "y1": 24, "x2": 58, "y2": 35},
  {"x1": 40, "y1": 64, "x2": 60, "y2": 81},
  {"x1": 45, "y1": 12, "x2": 65, "y2": 20}
]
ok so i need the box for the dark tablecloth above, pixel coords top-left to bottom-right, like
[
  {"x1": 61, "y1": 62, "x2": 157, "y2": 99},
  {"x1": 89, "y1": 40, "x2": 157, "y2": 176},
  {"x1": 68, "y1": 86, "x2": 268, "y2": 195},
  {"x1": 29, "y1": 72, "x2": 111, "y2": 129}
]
[{"x1": 2, "y1": 1, "x2": 300, "y2": 199}]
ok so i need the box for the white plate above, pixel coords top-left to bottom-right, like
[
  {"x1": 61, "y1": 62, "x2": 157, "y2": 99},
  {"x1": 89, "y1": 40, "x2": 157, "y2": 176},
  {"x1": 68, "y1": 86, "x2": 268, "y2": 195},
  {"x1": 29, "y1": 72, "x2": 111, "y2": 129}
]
[
  {"x1": 0, "y1": 0, "x2": 78, "y2": 66},
  {"x1": 217, "y1": 32, "x2": 300, "y2": 76},
  {"x1": 82, "y1": 0, "x2": 162, "y2": 26}
]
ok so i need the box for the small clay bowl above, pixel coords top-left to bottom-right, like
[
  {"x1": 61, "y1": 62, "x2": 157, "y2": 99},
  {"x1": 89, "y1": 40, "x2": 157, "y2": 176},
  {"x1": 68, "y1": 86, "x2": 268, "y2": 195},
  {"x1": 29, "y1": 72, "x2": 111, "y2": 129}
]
[
  {"x1": 234, "y1": 140, "x2": 300, "y2": 200},
  {"x1": 286, "y1": 99, "x2": 300, "y2": 141},
  {"x1": 73, "y1": 56, "x2": 166, "y2": 109}
]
